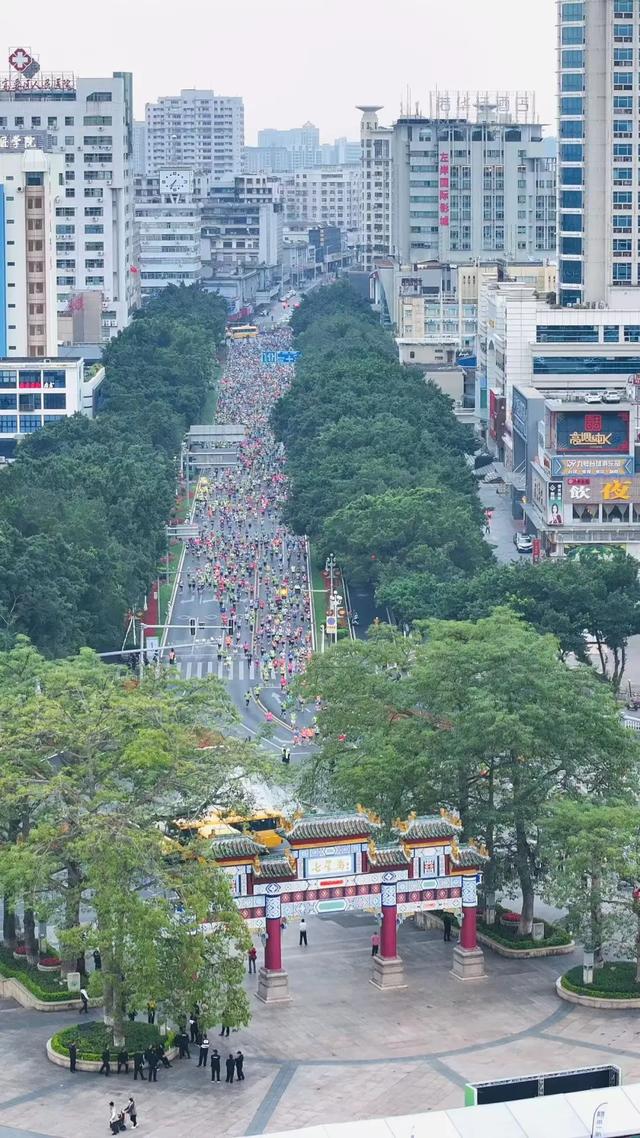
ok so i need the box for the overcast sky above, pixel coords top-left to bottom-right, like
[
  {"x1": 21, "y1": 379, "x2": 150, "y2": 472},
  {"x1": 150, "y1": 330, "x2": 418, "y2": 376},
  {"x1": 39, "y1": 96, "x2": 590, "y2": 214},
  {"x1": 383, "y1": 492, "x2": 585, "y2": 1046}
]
[{"x1": 6, "y1": 0, "x2": 558, "y2": 142}]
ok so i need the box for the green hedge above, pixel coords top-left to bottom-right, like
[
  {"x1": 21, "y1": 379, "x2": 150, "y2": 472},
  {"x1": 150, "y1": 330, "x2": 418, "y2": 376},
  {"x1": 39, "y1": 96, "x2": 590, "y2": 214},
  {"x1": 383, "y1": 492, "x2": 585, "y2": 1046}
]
[
  {"x1": 478, "y1": 919, "x2": 572, "y2": 951},
  {"x1": 52, "y1": 1021, "x2": 173, "y2": 1060},
  {"x1": 562, "y1": 962, "x2": 640, "y2": 999},
  {"x1": 0, "y1": 945, "x2": 71, "y2": 1002}
]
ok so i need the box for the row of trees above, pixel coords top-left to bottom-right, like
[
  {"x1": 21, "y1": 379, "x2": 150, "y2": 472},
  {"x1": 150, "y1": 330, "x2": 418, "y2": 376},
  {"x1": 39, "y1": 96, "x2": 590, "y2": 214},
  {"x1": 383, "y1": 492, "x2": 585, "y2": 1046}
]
[
  {"x1": 300, "y1": 611, "x2": 640, "y2": 954},
  {"x1": 0, "y1": 286, "x2": 227, "y2": 658},
  {"x1": 271, "y1": 283, "x2": 491, "y2": 599},
  {"x1": 0, "y1": 639, "x2": 263, "y2": 1041}
]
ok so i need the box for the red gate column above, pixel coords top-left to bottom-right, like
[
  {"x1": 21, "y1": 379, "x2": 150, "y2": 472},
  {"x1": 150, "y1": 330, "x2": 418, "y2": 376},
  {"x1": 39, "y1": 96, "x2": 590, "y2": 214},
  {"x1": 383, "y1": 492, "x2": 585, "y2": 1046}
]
[
  {"x1": 451, "y1": 874, "x2": 485, "y2": 981},
  {"x1": 370, "y1": 880, "x2": 406, "y2": 991},
  {"x1": 257, "y1": 891, "x2": 291, "y2": 1004}
]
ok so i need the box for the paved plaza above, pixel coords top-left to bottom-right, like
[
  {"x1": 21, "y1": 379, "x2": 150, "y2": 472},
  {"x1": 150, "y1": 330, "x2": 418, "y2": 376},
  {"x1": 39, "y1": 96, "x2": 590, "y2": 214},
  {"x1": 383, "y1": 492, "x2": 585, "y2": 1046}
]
[{"x1": 1, "y1": 914, "x2": 640, "y2": 1138}]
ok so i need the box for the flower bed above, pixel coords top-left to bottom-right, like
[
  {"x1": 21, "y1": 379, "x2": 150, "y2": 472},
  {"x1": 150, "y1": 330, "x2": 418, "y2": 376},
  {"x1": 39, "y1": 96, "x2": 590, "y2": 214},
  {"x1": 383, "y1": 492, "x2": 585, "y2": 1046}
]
[
  {"x1": 52, "y1": 1021, "x2": 174, "y2": 1061},
  {"x1": 478, "y1": 918, "x2": 572, "y2": 952},
  {"x1": 37, "y1": 957, "x2": 61, "y2": 972},
  {"x1": 0, "y1": 945, "x2": 70, "y2": 1002},
  {"x1": 561, "y1": 962, "x2": 640, "y2": 1000}
]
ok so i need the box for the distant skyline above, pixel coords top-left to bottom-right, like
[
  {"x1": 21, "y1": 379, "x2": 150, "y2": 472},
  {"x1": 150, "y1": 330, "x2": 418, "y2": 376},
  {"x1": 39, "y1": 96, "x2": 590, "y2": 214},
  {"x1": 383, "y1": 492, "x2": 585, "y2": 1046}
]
[{"x1": 5, "y1": 0, "x2": 557, "y2": 142}]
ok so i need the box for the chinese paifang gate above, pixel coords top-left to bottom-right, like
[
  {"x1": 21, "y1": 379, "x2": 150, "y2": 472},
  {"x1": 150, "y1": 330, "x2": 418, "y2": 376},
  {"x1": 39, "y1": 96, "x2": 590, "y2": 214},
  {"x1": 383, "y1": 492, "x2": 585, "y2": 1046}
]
[{"x1": 200, "y1": 808, "x2": 489, "y2": 1003}]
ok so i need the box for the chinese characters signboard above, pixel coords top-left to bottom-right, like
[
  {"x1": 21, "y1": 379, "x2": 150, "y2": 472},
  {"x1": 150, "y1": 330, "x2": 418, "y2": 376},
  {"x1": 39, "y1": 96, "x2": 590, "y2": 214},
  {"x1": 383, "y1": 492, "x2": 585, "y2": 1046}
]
[
  {"x1": 439, "y1": 151, "x2": 449, "y2": 228},
  {"x1": 551, "y1": 456, "x2": 634, "y2": 477},
  {"x1": 0, "y1": 132, "x2": 49, "y2": 151},
  {"x1": 306, "y1": 854, "x2": 355, "y2": 878},
  {"x1": 553, "y1": 410, "x2": 630, "y2": 455},
  {"x1": 548, "y1": 481, "x2": 564, "y2": 525}
]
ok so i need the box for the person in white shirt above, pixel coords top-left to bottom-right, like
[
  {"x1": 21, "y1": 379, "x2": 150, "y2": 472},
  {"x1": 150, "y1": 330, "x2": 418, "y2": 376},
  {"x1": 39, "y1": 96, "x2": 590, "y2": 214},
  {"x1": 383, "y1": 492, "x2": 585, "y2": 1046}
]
[{"x1": 299, "y1": 918, "x2": 308, "y2": 947}]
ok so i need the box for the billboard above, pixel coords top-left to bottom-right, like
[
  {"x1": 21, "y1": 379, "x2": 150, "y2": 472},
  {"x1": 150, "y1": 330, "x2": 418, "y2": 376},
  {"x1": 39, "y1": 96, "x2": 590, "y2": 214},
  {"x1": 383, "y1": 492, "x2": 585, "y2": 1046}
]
[
  {"x1": 553, "y1": 410, "x2": 630, "y2": 455},
  {"x1": 551, "y1": 455, "x2": 634, "y2": 477},
  {"x1": 464, "y1": 1064, "x2": 621, "y2": 1107},
  {"x1": 548, "y1": 480, "x2": 563, "y2": 525}
]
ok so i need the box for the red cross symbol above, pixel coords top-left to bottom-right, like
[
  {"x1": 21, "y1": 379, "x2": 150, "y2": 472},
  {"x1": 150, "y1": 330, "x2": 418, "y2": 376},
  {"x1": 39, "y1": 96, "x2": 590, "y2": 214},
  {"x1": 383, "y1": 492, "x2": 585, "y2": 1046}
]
[{"x1": 9, "y1": 48, "x2": 32, "y2": 73}]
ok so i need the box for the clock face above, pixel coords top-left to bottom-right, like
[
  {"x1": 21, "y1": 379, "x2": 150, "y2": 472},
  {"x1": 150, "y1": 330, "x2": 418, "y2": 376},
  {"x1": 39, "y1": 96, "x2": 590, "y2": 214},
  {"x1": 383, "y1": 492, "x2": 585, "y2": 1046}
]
[{"x1": 159, "y1": 170, "x2": 192, "y2": 195}]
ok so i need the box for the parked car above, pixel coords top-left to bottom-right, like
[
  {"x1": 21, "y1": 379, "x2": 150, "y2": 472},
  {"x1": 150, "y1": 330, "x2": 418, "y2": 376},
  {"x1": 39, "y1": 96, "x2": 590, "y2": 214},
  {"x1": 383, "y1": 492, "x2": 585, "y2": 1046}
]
[
  {"x1": 583, "y1": 392, "x2": 602, "y2": 404},
  {"x1": 513, "y1": 532, "x2": 533, "y2": 553},
  {"x1": 602, "y1": 390, "x2": 621, "y2": 403}
]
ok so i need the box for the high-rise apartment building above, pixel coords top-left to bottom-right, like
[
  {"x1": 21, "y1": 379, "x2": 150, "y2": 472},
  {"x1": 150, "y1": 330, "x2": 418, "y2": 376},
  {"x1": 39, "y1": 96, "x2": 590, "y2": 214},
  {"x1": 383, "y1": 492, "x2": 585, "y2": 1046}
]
[
  {"x1": 0, "y1": 143, "x2": 63, "y2": 357},
  {"x1": 257, "y1": 122, "x2": 319, "y2": 169},
  {"x1": 359, "y1": 97, "x2": 556, "y2": 273},
  {"x1": 145, "y1": 90, "x2": 244, "y2": 181},
  {"x1": 0, "y1": 63, "x2": 139, "y2": 341},
  {"x1": 557, "y1": 0, "x2": 640, "y2": 306},
  {"x1": 132, "y1": 120, "x2": 146, "y2": 177},
  {"x1": 281, "y1": 166, "x2": 361, "y2": 232},
  {"x1": 135, "y1": 168, "x2": 210, "y2": 301}
]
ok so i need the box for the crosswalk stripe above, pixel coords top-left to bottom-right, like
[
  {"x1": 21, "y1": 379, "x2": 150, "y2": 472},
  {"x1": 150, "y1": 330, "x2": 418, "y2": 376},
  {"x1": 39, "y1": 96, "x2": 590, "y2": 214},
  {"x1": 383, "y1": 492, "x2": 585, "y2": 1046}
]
[
  {"x1": 217, "y1": 660, "x2": 224, "y2": 679},
  {"x1": 249, "y1": 661, "x2": 255, "y2": 680},
  {"x1": 185, "y1": 661, "x2": 192, "y2": 680},
  {"x1": 197, "y1": 662, "x2": 203, "y2": 678},
  {"x1": 208, "y1": 661, "x2": 213, "y2": 674}
]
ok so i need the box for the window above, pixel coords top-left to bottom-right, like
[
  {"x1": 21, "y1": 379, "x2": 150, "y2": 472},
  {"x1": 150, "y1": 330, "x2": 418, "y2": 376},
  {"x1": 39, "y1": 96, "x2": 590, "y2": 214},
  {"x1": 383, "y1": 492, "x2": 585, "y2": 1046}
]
[
  {"x1": 560, "y1": 119, "x2": 584, "y2": 138},
  {"x1": 30, "y1": 115, "x2": 41, "y2": 127},
  {"x1": 19, "y1": 393, "x2": 42, "y2": 412},
  {"x1": 613, "y1": 262, "x2": 632, "y2": 281},
  {"x1": 614, "y1": 190, "x2": 633, "y2": 205},
  {"x1": 537, "y1": 324, "x2": 595, "y2": 342},
  {"x1": 614, "y1": 47, "x2": 634, "y2": 63},
  {"x1": 533, "y1": 354, "x2": 640, "y2": 374},
  {"x1": 614, "y1": 23, "x2": 633, "y2": 40},
  {"x1": 19, "y1": 416, "x2": 42, "y2": 433},
  {"x1": 562, "y1": 72, "x2": 584, "y2": 90},
  {"x1": 562, "y1": 24, "x2": 584, "y2": 43},
  {"x1": 614, "y1": 72, "x2": 634, "y2": 89},
  {"x1": 561, "y1": 212, "x2": 583, "y2": 231},
  {"x1": 614, "y1": 119, "x2": 633, "y2": 135},
  {"x1": 561, "y1": 166, "x2": 583, "y2": 185},
  {"x1": 83, "y1": 115, "x2": 112, "y2": 125},
  {"x1": 560, "y1": 258, "x2": 583, "y2": 283},
  {"x1": 614, "y1": 0, "x2": 633, "y2": 13},
  {"x1": 562, "y1": 1, "x2": 585, "y2": 16},
  {"x1": 604, "y1": 325, "x2": 620, "y2": 342},
  {"x1": 43, "y1": 393, "x2": 66, "y2": 410},
  {"x1": 614, "y1": 214, "x2": 632, "y2": 230},
  {"x1": 562, "y1": 48, "x2": 585, "y2": 66},
  {"x1": 614, "y1": 143, "x2": 633, "y2": 158},
  {"x1": 0, "y1": 417, "x2": 17, "y2": 433},
  {"x1": 560, "y1": 97, "x2": 584, "y2": 115},
  {"x1": 560, "y1": 144, "x2": 584, "y2": 162},
  {"x1": 614, "y1": 238, "x2": 632, "y2": 253},
  {"x1": 64, "y1": 116, "x2": 74, "y2": 126},
  {"x1": 624, "y1": 325, "x2": 640, "y2": 340},
  {"x1": 561, "y1": 190, "x2": 583, "y2": 208},
  {"x1": 561, "y1": 236, "x2": 583, "y2": 255},
  {"x1": 614, "y1": 95, "x2": 634, "y2": 111},
  {"x1": 0, "y1": 394, "x2": 17, "y2": 409}
]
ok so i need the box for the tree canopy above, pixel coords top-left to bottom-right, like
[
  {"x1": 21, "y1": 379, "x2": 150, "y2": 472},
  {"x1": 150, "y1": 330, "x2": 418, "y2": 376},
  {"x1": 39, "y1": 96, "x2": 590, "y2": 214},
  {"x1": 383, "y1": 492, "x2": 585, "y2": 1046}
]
[
  {"x1": 0, "y1": 286, "x2": 227, "y2": 656},
  {"x1": 272, "y1": 283, "x2": 488, "y2": 605}
]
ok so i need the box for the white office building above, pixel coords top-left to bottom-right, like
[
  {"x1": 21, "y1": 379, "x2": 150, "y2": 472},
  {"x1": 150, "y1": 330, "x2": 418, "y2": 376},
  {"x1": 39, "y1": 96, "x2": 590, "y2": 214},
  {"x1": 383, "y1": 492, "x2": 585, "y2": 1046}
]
[
  {"x1": 135, "y1": 168, "x2": 209, "y2": 301},
  {"x1": 359, "y1": 95, "x2": 557, "y2": 273},
  {"x1": 557, "y1": 0, "x2": 640, "y2": 306},
  {"x1": 0, "y1": 66, "x2": 139, "y2": 342},
  {"x1": 145, "y1": 90, "x2": 244, "y2": 181},
  {"x1": 281, "y1": 166, "x2": 361, "y2": 233},
  {"x1": 132, "y1": 120, "x2": 146, "y2": 177},
  {"x1": 0, "y1": 142, "x2": 64, "y2": 358}
]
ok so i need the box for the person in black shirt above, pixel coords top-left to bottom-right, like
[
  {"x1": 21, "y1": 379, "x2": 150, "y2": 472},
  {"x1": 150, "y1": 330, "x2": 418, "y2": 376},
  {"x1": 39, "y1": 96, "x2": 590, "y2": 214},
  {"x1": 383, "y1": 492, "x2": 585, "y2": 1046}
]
[{"x1": 225, "y1": 1053, "x2": 235, "y2": 1083}]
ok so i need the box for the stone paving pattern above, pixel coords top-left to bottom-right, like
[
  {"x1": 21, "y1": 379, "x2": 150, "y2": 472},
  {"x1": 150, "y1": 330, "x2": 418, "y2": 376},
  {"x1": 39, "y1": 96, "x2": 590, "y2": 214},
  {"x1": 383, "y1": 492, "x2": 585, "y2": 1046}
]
[{"x1": 2, "y1": 914, "x2": 640, "y2": 1138}]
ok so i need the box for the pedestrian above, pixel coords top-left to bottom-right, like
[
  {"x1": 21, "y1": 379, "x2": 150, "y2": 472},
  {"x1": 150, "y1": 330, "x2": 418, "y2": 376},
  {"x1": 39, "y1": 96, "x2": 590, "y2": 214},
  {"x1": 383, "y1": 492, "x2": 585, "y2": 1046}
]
[
  {"x1": 177, "y1": 1031, "x2": 189, "y2": 1059},
  {"x1": 146, "y1": 999, "x2": 156, "y2": 1024},
  {"x1": 68, "y1": 1041, "x2": 77, "y2": 1072},
  {"x1": 127, "y1": 1009, "x2": 137, "y2": 1022},
  {"x1": 371, "y1": 931, "x2": 380, "y2": 957},
  {"x1": 116, "y1": 1047, "x2": 129, "y2": 1075},
  {"x1": 156, "y1": 1041, "x2": 172, "y2": 1068},
  {"x1": 189, "y1": 1014, "x2": 199, "y2": 1043},
  {"x1": 244, "y1": 690, "x2": 251, "y2": 707},
  {"x1": 225, "y1": 1053, "x2": 235, "y2": 1083},
  {"x1": 147, "y1": 1049, "x2": 158, "y2": 1082},
  {"x1": 93, "y1": 948, "x2": 102, "y2": 971},
  {"x1": 210, "y1": 1048, "x2": 221, "y2": 1081},
  {"x1": 219, "y1": 1020, "x2": 230, "y2": 1037},
  {"x1": 442, "y1": 912, "x2": 453, "y2": 942},
  {"x1": 248, "y1": 945, "x2": 257, "y2": 973},
  {"x1": 109, "y1": 1102, "x2": 119, "y2": 1135},
  {"x1": 198, "y1": 1034, "x2": 210, "y2": 1068},
  {"x1": 79, "y1": 986, "x2": 89, "y2": 1014},
  {"x1": 235, "y1": 1050, "x2": 245, "y2": 1081},
  {"x1": 99, "y1": 1047, "x2": 111, "y2": 1076},
  {"x1": 125, "y1": 1096, "x2": 137, "y2": 1129},
  {"x1": 76, "y1": 953, "x2": 87, "y2": 979},
  {"x1": 299, "y1": 918, "x2": 308, "y2": 947},
  {"x1": 133, "y1": 1051, "x2": 146, "y2": 1081},
  {"x1": 285, "y1": 747, "x2": 291, "y2": 764}
]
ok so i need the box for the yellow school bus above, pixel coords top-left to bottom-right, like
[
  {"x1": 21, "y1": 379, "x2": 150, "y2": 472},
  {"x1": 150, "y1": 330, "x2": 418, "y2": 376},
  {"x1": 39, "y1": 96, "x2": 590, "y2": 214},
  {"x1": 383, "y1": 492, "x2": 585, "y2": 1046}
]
[{"x1": 226, "y1": 324, "x2": 258, "y2": 340}]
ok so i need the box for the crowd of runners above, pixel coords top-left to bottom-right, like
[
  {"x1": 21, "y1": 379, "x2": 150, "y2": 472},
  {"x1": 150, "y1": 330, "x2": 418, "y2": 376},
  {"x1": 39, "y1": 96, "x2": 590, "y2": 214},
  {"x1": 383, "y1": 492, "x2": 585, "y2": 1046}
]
[{"x1": 178, "y1": 329, "x2": 315, "y2": 734}]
